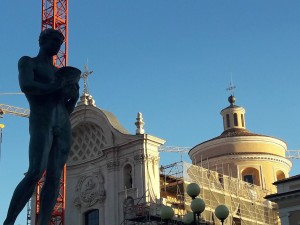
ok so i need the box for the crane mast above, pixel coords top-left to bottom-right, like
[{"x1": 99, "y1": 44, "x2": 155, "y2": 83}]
[
  {"x1": 42, "y1": 0, "x2": 68, "y2": 67},
  {"x1": 35, "y1": 1, "x2": 68, "y2": 225}
]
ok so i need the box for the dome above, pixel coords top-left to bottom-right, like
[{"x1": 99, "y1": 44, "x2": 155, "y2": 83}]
[{"x1": 188, "y1": 95, "x2": 291, "y2": 192}]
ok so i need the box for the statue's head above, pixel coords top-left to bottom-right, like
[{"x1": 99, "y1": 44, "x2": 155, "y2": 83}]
[{"x1": 39, "y1": 29, "x2": 64, "y2": 55}]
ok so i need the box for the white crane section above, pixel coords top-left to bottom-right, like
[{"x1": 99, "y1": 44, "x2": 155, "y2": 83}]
[
  {"x1": 286, "y1": 150, "x2": 300, "y2": 159},
  {"x1": 0, "y1": 104, "x2": 30, "y2": 118},
  {"x1": 158, "y1": 146, "x2": 300, "y2": 159}
]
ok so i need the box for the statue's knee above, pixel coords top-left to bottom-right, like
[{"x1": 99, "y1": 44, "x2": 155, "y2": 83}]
[{"x1": 26, "y1": 169, "x2": 44, "y2": 182}]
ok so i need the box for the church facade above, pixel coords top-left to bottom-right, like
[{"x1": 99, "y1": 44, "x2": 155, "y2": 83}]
[{"x1": 66, "y1": 93, "x2": 164, "y2": 225}]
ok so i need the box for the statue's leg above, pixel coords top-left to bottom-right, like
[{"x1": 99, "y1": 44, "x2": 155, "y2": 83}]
[
  {"x1": 3, "y1": 121, "x2": 52, "y2": 225},
  {"x1": 38, "y1": 122, "x2": 71, "y2": 225}
]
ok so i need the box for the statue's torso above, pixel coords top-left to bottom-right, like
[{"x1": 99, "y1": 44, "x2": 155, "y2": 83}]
[{"x1": 26, "y1": 57, "x2": 69, "y2": 127}]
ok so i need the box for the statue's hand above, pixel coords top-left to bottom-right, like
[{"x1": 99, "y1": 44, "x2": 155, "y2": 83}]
[
  {"x1": 64, "y1": 83, "x2": 79, "y2": 101},
  {"x1": 71, "y1": 83, "x2": 80, "y2": 100}
]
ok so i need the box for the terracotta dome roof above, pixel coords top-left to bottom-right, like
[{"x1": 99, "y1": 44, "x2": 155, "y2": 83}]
[
  {"x1": 219, "y1": 128, "x2": 264, "y2": 138},
  {"x1": 194, "y1": 128, "x2": 284, "y2": 147}
]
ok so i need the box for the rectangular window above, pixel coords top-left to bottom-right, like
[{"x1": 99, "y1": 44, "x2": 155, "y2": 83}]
[
  {"x1": 226, "y1": 114, "x2": 230, "y2": 128},
  {"x1": 234, "y1": 113, "x2": 238, "y2": 126}
]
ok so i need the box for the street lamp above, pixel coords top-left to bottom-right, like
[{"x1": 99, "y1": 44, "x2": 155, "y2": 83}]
[
  {"x1": 160, "y1": 205, "x2": 174, "y2": 224},
  {"x1": 185, "y1": 183, "x2": 205, "y2": 224},
  {"x1": 186, "y1": 183, "x2": 200, "y2": 198},
  {"x1": 191, "y1": 198, "x2": 205, "y2": 223},
  {"x1": 183, "y1": 212, "x2": 194, "y2": 224},
  {"x1": 185, "y1": 183, "x2": 230, "y2": 225},
  {"x1": 215, "y1": 204, "x2": 229, "y2": 225}
]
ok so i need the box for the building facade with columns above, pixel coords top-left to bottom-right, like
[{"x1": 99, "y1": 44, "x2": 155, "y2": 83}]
[{"x1": 65, "y1": 93, "x2": 165, "y2": 225}]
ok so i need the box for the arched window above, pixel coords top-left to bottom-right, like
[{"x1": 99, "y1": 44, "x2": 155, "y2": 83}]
[
  {"x1": 241, "y1": 114, "x2": 245, "y2": 127},
  {"x1": 234, "y1": 113, "x2": 238, "y2": 126},
  {"x1": 226, "y1": 114, "x2": 230, "y2": 128},
  {"x1": 85, "y1": 209, "x2": 99, "y2": 225},
  {"x1": 276, "y1": 170, "x2": 285, "y2": 181},
  {"x1": 241, "y1": 167, "x2": 260, "y2": 186},
  {"x1": 124, "y1": 164, "x2": 133, "y2": 189}
]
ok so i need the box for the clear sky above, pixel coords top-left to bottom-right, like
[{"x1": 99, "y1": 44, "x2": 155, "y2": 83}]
[{"x1": 1, "y1": 1, "x2": 300, "y2": 225}]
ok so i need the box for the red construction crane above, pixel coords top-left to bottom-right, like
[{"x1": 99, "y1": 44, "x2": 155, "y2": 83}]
[
  {"x1": 36, "y1": 1, "x2": 68, "y2": 225},
  {"x1": 41, "y1": 0, "x2": 68, "y2": 67}
]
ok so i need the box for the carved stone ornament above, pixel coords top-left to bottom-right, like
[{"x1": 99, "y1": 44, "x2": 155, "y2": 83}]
[
  {"x1": 106, "y1": 160, "x2": 120, "y2": 171},
  {"x1": 134, "y1": 153, "x2": 159, "y2": 164},
  {"x1": 134, "y1": 154, "x2": 145, "y2": 163},
  {"x1": 74, "y1": 171, "x2": 106, "y2": 208}
]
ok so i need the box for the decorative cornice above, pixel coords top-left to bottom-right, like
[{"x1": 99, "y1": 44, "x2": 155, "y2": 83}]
[
  {"x1": 134, "y1": 153, "x2": 159, "y2": 165},
  {"x1": 198, "y1": 153, "x2": 292, "y2": 169},
  {"x1": 265, "y1": 189, "x2": 300, "y2": 201},
  {"x1": 190, "y1": 135, "x2": 287, "y2": 156}
]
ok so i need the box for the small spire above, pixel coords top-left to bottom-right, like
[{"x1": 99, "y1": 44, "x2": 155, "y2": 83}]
[
  {"x1": 77, "y1": 63, "x2": 96, "y2": 107},
  {"x1": 135, "y1": 112, "x2": 145, "y2": 135},
  {"x1": 226, "y1": 80, "x2": 236, "y2": 96},
  {"x1": 226, "y1": 77, "x2": 236, "y2": 106},
  {"x1": 81, "y1": 64, "x2": 93, "y2": 96}
]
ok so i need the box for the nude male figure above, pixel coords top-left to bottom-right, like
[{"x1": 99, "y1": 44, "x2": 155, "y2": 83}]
[{"x1": 3, "y1": 29, "x2": 80, "y2": 225}]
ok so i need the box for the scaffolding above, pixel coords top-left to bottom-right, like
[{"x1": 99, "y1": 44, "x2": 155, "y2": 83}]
[
  {"x1": 122, "y1": 161, "x2": 278, "y2": 225},
  {"x1": 160, "y1": 162, "x2": 185, "y2": 220},
  {"x1": 183, "y1": 161, "x2": 277, "y2": 225}
]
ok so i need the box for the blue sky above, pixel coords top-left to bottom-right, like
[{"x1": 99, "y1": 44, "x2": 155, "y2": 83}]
[{"x1": 1, "y1": 1, "x2": 300, "y2": 225}]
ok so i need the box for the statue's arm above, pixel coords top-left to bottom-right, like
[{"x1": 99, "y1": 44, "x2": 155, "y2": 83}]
[{"x1": 18, "y1": 56, "x2": 62, "y2": 95}]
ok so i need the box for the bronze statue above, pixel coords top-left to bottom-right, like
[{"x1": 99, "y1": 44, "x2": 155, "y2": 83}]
[{"x1": 3, "y1": 29, "x2": 80, "y2": 225}]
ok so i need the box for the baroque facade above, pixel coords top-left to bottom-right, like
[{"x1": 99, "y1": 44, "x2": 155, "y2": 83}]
[{"x1": 66, "y1": 93, "x2": 164, "y2": 225}]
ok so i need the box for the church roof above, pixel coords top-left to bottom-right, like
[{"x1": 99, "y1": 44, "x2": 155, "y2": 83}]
[
  {"x1": 195, "y1": 128, "x2": 285, "y2": 147},
  {"x1": 100, "y1": 108, "x2": 129, "y2": 134},
  {"x1": 219, "y1": 128, "x2": 264, "y2": 138},
  {"x1": 220, "y1": 104, "x2": 241, "y2": 111}
]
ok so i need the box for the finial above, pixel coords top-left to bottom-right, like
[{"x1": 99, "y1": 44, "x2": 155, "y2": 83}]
[
  {"x1": 81, "y1": 63, "x2": 93, "y2": 95},
  {"x1": 135, "y1": 112, "x2": 145, "y2": 135},
  {"x1": 226, "y1": 75, "x2": 236, "y2": 105},
  {"x1": 77, "y1": 63, "x2": 96, "y2": 107},
  {"x1": 228, "y1": 95, "x2": 236, "y2": 105}
]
